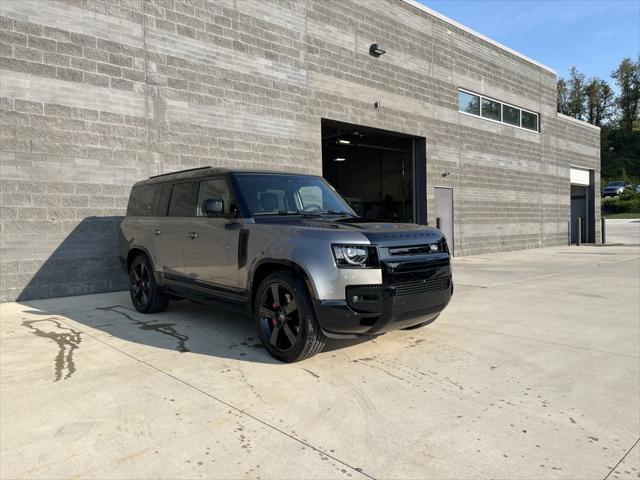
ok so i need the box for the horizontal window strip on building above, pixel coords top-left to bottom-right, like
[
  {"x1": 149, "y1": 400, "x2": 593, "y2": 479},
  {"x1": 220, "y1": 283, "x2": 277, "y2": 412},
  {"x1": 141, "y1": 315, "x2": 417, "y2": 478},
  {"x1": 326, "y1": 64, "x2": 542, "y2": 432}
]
[{"x1": 458, "y1": 89, "x2": 540, "y2": 133}]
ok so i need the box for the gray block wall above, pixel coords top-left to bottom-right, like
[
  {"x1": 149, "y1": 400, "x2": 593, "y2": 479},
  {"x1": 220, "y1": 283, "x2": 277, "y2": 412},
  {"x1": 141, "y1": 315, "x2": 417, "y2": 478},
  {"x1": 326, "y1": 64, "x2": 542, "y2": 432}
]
[{"x1": 0, "y1": 0, "x2": 600, "y2": 302}]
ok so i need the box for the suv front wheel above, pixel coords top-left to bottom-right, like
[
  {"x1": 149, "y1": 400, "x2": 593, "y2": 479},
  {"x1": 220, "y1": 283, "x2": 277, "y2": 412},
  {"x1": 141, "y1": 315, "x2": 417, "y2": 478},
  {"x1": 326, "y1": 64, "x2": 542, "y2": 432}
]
[
  {"x1": 254, "y1": 271, "x2": 326, "y2": 362},
  {"x1": 129, "y1": 254, "x2": 169, "y2": 313}
]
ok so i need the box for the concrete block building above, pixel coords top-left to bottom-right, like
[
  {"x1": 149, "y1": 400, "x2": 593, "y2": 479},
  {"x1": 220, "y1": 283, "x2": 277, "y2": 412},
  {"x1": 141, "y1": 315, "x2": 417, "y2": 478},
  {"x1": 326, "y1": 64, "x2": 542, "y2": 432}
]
[{"x1": 0, "y1": 0, "x2": 600, "y2": 301}]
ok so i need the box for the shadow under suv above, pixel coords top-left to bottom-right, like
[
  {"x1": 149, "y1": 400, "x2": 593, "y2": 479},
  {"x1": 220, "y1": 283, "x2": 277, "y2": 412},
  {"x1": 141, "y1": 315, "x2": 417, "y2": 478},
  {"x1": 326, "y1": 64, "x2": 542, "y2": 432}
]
[{"x1": 120, "y1": 167, "x2": 453, "y2": 362}]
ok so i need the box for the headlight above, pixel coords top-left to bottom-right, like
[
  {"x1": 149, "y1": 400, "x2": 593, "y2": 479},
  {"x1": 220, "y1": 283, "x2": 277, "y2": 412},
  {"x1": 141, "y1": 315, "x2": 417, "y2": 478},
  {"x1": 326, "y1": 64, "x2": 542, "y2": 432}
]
[{"x1": 332, "y1": 244, "x2": 379, "y2": 268}]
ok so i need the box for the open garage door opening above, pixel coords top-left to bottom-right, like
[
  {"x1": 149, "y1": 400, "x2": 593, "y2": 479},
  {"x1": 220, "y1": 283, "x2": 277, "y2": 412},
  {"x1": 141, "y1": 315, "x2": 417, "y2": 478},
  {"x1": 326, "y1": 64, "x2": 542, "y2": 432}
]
[{"x1": 321, "y1": 120, "x2": 426, "y2": 224}]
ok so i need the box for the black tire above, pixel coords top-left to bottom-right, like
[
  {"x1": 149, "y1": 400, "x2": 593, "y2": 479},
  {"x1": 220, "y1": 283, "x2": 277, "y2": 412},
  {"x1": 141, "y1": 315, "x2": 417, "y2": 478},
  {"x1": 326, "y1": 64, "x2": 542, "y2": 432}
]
[
  {"x1": 129, "y1": 254, "x2": 169, "y2": 313},
  {"x1": 254, "y1": 270, "x2": 326, "y2": 362},
  {"x1": 401, "y1": 314, "x2": 440, "y2": 330}
]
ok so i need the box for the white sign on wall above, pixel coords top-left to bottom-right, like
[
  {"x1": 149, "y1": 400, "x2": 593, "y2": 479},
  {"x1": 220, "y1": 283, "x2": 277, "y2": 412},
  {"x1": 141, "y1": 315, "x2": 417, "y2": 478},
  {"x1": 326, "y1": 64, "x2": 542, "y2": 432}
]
[{"x1": 570, "y1": 167, "x2": 590, "y2": 186}]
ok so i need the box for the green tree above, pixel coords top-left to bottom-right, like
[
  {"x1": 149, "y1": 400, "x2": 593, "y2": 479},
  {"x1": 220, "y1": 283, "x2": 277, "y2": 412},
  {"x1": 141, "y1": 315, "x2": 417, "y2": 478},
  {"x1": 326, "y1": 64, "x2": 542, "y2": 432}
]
[
  {"x1": 585, "y1": 78, "x2": 614, "y2": 127},
  {"x1": 612, "y1": 56, "x2": 640, "y2": 132},
  {"x1": 567, "y1": 67, "x2": 587, "y2": 119},
  {"x1": 557, "y1": 78, "x2": 570, "y2": 115}
]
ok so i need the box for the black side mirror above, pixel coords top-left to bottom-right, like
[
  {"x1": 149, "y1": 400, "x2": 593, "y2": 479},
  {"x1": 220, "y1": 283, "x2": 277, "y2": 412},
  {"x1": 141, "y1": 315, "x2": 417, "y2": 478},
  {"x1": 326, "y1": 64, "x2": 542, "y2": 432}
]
[{"x1": 204, "y1": 198, "x2": 224, "y2": 217}]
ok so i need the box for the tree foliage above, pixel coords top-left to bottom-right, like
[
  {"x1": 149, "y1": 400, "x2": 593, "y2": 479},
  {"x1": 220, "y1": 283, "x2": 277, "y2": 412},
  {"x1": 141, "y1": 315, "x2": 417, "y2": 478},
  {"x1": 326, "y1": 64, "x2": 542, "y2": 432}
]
[
  {"x1": 557, "y1": 56, "x2": 640, "y2": 185},
  {"x1": 585, "y1": 79, "x2": 614, "y2": 127},
  {"x1": 612, "y1": 56, "x2": 640, "y2": 132}
]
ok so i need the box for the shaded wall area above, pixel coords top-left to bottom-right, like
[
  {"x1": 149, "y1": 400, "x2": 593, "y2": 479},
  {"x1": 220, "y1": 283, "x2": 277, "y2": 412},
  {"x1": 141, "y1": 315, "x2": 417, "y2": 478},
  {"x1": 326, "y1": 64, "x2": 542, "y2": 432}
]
[{"x1": 11, "y1": 217, "x2": 127, "y2": 302}]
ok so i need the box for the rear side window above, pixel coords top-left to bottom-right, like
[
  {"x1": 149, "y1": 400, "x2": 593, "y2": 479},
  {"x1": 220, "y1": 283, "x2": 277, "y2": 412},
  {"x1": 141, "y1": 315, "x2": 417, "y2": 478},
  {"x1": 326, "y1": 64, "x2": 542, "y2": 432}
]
[
  {"x1": 168, "y1": 182, "x2": 198, "y2": 217},
  {"x1": 127, "y1": 184, "x2": 171, "y2": 217}
]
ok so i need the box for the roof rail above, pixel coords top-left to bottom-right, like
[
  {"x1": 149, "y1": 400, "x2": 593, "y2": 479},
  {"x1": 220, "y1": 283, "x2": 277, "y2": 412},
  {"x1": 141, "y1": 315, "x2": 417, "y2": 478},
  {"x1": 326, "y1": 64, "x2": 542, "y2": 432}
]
[{"x1": 149, "y1": 166, "x2": 212, "y2": 179}]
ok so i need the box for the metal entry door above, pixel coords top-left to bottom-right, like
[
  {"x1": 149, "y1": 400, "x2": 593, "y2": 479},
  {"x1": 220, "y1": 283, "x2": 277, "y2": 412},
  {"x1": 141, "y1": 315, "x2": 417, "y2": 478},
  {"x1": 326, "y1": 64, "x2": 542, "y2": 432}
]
[
  {"x1": 435, "y1": 187, "x2": 454, "y2": 256},
  {"x1": 570, "y1": 184, "x2": 587, "y2": 244}
]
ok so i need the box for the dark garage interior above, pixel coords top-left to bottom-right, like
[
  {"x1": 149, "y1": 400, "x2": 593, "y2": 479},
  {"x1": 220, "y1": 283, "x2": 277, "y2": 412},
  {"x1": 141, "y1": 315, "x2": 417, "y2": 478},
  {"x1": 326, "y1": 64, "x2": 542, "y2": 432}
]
[{"x1": 321, "y1": 120, "x2": 426, "y2": 223}]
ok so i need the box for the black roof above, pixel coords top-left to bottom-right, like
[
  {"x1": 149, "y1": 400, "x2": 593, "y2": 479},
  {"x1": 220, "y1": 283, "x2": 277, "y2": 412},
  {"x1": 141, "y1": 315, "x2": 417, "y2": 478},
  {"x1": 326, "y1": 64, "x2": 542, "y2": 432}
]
[{"x1": 134, "y1": 166, "x2": 319, "y2": 187}]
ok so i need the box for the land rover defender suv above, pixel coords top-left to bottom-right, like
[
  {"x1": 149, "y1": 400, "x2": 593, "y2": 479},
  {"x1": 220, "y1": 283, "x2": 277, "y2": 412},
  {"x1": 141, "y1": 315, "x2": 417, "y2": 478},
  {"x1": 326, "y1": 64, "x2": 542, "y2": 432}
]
[{"x1": 120, "y1": 167, "x2": 453, "y2": 362}]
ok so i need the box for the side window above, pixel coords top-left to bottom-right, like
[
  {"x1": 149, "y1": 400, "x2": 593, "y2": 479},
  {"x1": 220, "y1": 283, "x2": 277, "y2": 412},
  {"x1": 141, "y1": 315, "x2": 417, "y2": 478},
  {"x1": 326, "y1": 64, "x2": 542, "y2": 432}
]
[
  {"x1": 197, "y1": 177, "x2": 232, "y2": 216},
  {"x1": 127, "y1": 186, "x2": 153, "y2": 216},
  {"x1": 298, "y1": 185, "x2": 323, "y2": 209},
  {"x1": 152, "y1": 183, "x2": 172, "y2": 216},
  {"x1": 168, "y1": 182, "x2": 198, "y2": 217}
]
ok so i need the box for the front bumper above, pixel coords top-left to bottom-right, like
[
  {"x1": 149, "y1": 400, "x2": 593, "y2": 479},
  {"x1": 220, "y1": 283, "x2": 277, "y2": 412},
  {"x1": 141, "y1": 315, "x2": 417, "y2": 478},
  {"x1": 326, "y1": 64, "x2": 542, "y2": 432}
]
[{"x1": 313, "y1": 256, "x2": 452, "y2": 336}]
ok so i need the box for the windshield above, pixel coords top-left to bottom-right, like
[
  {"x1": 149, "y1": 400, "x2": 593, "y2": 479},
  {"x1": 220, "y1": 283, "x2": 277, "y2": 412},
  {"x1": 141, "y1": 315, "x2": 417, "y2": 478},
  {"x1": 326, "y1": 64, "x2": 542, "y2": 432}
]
[
  {"x1": 233, "y1": 174, "x2": 356, "y2": 217},
  {"x1": 607, "y1": 181, "x2": 625, "y2": 187}
]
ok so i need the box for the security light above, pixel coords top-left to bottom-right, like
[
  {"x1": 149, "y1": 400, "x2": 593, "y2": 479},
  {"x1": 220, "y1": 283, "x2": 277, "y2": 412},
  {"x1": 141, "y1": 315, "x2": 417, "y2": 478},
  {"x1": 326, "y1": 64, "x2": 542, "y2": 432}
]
[
  {"x1": 337, "y1": 139, "x2": 351, "y2": 145},
  {"x1": 369, "y1": 43, "x2": 386, "y2": 57},
  {"x1": 334, "y1": 157, "x2": 346, "y2": 162}
]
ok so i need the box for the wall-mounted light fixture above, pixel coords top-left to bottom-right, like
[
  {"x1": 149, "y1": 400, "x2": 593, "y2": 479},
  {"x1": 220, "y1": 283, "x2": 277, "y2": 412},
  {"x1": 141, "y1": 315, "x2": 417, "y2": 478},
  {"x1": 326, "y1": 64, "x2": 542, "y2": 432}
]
[
  {"x1": 337, "y1": 139, "x2": 351, "y2": 145},
  {"x1": 369, "y1": 43, "x2": 386, "y2": 57},
  {"x1": 334, "y1": 157, "x2": 346, "y2": 162},
  {"x1": 441, "y1": 171, "x2": 450, "y2": 177}
]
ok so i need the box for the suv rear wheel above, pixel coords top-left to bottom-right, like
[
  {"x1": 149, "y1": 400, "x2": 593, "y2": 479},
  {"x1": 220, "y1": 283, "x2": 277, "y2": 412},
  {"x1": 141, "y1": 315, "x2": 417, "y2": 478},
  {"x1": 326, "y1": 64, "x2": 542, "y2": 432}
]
[
  {"x1": 254, "y1": 271, "x2": 326, "y2": 362},
  {"x1": 129, "y1": 254, "x2": 169, "y2": 313}
]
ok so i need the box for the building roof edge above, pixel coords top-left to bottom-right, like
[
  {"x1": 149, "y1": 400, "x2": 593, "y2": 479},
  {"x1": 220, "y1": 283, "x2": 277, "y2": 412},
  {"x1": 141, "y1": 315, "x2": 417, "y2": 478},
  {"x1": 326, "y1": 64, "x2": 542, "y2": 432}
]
[
  {"x1": 401, "y1": 0, "x2": 557, "y2": 75},
  {"x1": 557, "y1": 112, "x2": 601, "y2": 131}
]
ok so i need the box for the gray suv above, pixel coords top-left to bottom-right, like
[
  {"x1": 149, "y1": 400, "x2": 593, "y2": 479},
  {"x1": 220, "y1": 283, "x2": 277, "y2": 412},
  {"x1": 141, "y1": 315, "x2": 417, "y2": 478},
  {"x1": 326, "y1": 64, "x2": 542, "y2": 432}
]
[{"x1": 120, "y1": 167, "x2": 452, "y2": 362}]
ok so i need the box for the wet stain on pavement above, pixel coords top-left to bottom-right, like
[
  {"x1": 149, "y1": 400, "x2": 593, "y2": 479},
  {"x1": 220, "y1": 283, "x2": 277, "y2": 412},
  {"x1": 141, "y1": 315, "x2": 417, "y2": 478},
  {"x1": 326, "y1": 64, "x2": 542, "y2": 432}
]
[
  {"x1": 97, "y1": 305, "x2": 189, "y2": 352},
  {"x1": 22, "y1": 318, "x2": 82, "y2": 382}
]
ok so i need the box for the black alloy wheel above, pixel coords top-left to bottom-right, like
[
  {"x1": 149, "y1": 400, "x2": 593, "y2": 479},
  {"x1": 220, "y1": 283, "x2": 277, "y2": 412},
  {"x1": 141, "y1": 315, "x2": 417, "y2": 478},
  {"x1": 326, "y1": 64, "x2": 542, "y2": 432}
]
[
  {"x1": 130, "y1": 260, "x2": 151, "y2": 308},
  {"x1": 129, "y1": 255, "x2": 169, "y2": 313},
  {"x1": 259, "y1": 282, "x2": 300, "y2": 352},
  {"x1": 254, "y1": 271, "x2": 326, "y2": 362}
]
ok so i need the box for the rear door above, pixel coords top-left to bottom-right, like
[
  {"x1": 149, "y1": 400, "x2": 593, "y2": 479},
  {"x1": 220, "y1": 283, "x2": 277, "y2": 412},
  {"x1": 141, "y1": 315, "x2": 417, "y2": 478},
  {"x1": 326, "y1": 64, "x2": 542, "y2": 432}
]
[
  {"x1": 155, "y1": 181, "x2": 198, "y2": 279},
  {"x1": 124, "y1": 182, "x2": 171, "y2": 275},
  {"x1": 182, "y1": 176, "x2": 243, "y2": 291}
]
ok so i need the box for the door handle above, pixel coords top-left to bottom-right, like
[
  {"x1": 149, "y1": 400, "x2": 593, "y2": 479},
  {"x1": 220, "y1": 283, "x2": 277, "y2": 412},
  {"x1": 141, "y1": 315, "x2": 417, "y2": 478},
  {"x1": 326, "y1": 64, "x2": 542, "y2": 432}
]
[
  {"x1": 187, "y1": 231, "x2": 199, "y2": 239},
  {"x1": 153, "y1": 229, "x2": 161, "y2": 236}
]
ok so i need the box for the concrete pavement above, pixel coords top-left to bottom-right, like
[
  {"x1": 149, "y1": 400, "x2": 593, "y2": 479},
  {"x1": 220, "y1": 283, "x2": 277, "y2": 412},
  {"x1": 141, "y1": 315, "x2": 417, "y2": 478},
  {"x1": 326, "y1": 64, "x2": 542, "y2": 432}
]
[
  {"x1": 604, "y1": 218, "x2": 640, "y2": 245},
  {"x1": 1, "y1": 230, "x2": 639, "y2": 479}
]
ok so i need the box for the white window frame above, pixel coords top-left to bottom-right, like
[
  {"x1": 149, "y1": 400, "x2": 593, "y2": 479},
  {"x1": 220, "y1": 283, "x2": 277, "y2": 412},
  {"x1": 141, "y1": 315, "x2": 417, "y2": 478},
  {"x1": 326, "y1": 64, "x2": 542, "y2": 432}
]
[{"x1": 458, "y1": 88, "x2": 540, "y2": 134}]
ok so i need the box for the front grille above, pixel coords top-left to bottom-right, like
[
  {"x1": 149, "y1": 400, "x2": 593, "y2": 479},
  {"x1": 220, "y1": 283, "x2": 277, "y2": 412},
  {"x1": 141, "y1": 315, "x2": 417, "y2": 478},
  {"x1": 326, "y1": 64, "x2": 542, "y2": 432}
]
[
  {"x1": 389, "y1": 244, "x2": 439, "y2": 255},
  {"x1": 393, "y1": 277, "x2": 450, "y2": 297},
  {"x1": 390, "y1": 258, "x2": 450, "y2": 272}
]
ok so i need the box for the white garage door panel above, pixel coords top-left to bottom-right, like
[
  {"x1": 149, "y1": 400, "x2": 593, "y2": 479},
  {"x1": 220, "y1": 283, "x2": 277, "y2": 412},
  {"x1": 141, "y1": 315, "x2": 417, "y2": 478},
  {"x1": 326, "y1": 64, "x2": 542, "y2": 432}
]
[{"x1": 570, "y1": 167, "x2": 590, "y2": 186}]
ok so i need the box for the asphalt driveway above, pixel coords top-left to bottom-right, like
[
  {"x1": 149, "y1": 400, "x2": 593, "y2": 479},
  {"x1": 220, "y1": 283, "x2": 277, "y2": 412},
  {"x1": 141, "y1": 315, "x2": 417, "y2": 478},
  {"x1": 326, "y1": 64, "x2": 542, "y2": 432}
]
[{"x1": 1, "y1": 228, "x2": 639, "y2": 479}]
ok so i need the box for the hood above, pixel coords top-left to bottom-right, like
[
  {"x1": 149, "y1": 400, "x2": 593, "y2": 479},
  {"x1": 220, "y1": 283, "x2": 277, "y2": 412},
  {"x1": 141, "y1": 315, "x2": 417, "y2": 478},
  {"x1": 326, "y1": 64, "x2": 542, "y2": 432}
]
[{"x1": 253, "y1": 216, "x2": 444, "y2": 246}]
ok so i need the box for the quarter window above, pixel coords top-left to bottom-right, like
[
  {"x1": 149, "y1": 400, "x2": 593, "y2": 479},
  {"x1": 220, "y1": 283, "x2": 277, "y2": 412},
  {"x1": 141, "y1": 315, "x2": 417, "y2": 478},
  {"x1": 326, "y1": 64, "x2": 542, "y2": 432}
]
[
  {"x1": 481, "y1": 98, "x2": 501, "y2": 121},
  {"x1": 168, "y1": 182, "x2": 198, "y2": 217},
  {"x1": 126, "y1": 184, "x2": 171, "y2": 216}
]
